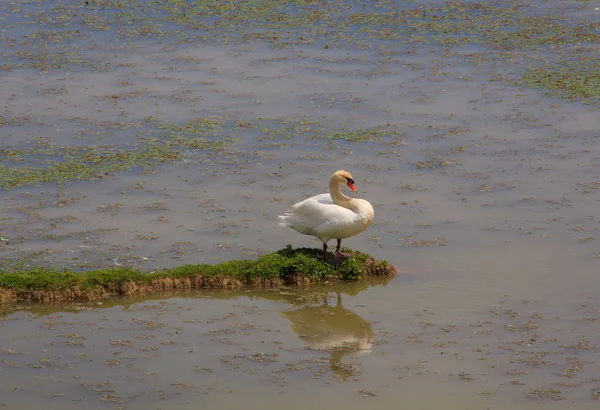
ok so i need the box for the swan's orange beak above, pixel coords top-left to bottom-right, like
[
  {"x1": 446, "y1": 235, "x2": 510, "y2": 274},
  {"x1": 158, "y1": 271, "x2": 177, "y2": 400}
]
[{"x1": 347, "y1": 182, "x2": 357, "y2": 192}]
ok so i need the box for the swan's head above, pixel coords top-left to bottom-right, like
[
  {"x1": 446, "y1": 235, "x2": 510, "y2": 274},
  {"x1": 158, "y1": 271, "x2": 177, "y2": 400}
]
[{"x1": 332, "y1": 170, "x2": 357, "y2": 193}]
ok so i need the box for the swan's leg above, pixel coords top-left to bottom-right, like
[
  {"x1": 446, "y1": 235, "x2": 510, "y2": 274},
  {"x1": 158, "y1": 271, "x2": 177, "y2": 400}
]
[
  {"x1": 335, "y1": 239, "x2": 342, "y2": 254},
  {"x1": 322, "y1": 242, "x2": 328, "y2": 261},
  {"x1": 335, "y1": 238, "x2": 350, "y2": 256}
]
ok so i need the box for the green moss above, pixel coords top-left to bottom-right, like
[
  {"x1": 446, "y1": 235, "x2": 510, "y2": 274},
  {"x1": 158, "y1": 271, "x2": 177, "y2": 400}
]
[
  {"x1": 0, "y1": 246, "x2": 397, "y2": 303},
  {"x1": 167, "y1": 259, "x2": 253, "y2": 280},
  {"x1": 250, "y1": 248, "x2": 334, "y2": 280},
  {"x1": 0, "y1": 267, "x2": 81, "y2": 291},
  {"x1": 338, "y1": 253, "x2": 369, "y2": 280}
]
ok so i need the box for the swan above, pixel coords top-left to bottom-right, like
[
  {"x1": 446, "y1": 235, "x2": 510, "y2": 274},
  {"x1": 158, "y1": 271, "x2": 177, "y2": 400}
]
[{"x1": 278, "y1": 170, "x2": 374, "y2": 261}]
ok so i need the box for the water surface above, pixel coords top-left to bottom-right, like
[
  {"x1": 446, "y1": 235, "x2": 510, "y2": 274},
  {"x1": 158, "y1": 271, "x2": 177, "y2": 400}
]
[{"x1": 1, "y1": 0, "x2": 600, "y2": 407}]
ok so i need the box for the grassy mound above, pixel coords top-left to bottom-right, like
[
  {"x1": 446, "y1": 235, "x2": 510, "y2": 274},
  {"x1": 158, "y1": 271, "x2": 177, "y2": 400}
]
[{"x1": 0, "y1": 246, "x2": 397, "y2": 304}]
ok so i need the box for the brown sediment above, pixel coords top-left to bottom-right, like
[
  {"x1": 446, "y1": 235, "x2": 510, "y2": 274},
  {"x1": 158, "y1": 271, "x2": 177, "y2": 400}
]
[{"x1": 0, "y1": 250, "x2": 396, "y2": 305}]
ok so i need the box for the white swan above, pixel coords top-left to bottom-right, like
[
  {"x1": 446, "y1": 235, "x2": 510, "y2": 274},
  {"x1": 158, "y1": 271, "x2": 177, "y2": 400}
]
[{"x1": 278, "y1": 170, "x2": 374, "y2": 261}]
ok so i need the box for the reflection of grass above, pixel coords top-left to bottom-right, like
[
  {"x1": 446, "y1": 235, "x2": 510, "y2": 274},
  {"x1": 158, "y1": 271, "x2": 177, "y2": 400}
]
[{"x1": 0, "y1": 246, "x2": 396, "y2": 304}]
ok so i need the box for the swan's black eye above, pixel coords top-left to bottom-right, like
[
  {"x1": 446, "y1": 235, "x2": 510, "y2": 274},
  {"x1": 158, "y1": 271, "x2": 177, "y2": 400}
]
[{"x1": 346, "y1": 177, "x2": 355, "y2": 185}]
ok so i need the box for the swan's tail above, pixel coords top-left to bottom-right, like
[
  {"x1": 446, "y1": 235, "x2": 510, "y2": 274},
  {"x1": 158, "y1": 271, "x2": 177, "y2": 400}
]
[
  {"x1": 277, "y1": 214, "x2": 314, "y2": 235},
  {"x1": 277, "y1": 214, "x2": 289, "y2": 228}
]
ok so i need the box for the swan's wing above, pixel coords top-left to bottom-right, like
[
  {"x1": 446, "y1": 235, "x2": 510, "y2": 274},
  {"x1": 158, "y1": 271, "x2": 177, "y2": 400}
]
[
  {"x1": 287, "y1": 193, "x2": 331, "y2": 211},
  {"x1": 287, "y1": 194, "x2": 356, "y2": 222},
  {"x1": 281, "y1": 193, "x2": 360, "y2": 239},
  {"x1": 278, "y1": 194, "x2": 332, "y2": 236}
]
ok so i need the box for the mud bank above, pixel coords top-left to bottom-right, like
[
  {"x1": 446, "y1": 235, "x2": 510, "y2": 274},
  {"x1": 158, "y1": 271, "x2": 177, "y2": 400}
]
[{"x1": 0, "y1": 246, "x2": 396, "y2": 304}]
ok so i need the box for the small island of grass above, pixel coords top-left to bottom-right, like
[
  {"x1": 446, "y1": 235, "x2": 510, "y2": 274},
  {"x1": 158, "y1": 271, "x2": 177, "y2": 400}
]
[{"x1": 0, "y1": 246, "x2": 397, "y2": 304}]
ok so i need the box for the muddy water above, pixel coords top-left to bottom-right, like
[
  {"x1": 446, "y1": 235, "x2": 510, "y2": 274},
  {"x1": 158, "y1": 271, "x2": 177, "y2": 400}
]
[{"x1": 2, "y1": 0, "x2": 600, "y2": 408}]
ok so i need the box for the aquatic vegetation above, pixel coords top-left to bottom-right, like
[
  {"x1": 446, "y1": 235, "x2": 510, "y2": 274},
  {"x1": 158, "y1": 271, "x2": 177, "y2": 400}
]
[
  {"x1": 0, "y1": 246, "x2": 397, "y2": 304},
  {"x1": 0, "y1": 0, "x2": 597, "y2": 104},
  {"x1": 519, "y1": 57, "x2": 600, "y2": 104},
  {"x1": 0, "y1": 118, "x2": 236, "y2": 190},
  {"x1": 0, "y1": 118, "x2": 412, "y2": 191},
  {"x1": 326, "y1": 127, "x2": 403, "y2": 143},
  {"x1": 414, "y1": 155, "x2": 457, "y2": 170},
  {"x1": 1, "y1": 1, "x2": 598, "y2": 191}
]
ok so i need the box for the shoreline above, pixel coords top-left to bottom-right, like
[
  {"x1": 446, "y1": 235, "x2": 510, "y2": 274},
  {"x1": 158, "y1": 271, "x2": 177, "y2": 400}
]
[{"x1": 0, "y1": 246, "x2": 397, "y2": 305}]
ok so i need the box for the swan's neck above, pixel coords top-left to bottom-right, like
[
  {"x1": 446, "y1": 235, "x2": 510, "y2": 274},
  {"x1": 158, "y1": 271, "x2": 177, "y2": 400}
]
[{"x1": 329, "y1": 178, "x2": 353, "y2": 209}]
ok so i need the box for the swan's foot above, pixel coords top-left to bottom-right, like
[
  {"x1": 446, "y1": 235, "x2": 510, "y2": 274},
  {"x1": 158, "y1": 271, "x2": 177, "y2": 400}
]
[
  {"x1": 334, "y1": 238, "x2": 352, "y2": 257},
  {"x1": 323, "y1": 241, "x2": 353, "y2": 264}
]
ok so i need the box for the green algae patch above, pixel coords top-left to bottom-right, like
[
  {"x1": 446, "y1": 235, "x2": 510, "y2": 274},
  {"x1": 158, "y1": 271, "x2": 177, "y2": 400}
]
[
  {"x1": 519, "y1": 57, "x2": 600, "y2": 104},
  {"x1": 0, "y1": 246, "x2": 397, "y2": 304},
  {"x1": 0, "y1": 118, "x2": 237, "y2": 190}
]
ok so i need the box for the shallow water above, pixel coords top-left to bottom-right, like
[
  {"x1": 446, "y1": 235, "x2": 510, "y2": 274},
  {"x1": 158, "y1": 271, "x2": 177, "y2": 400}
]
[
  {"x1": 1, "y1": 279, "x2": 599, "y2": 409},
  {"x1": 1, "y1": 0, "x2": 600, "y2": 408}
]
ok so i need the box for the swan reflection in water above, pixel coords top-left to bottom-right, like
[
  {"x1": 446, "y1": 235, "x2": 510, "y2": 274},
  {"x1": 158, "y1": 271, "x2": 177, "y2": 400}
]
[{"x1": 281, "y1": 290, "x2": 374, "y2": 380}]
